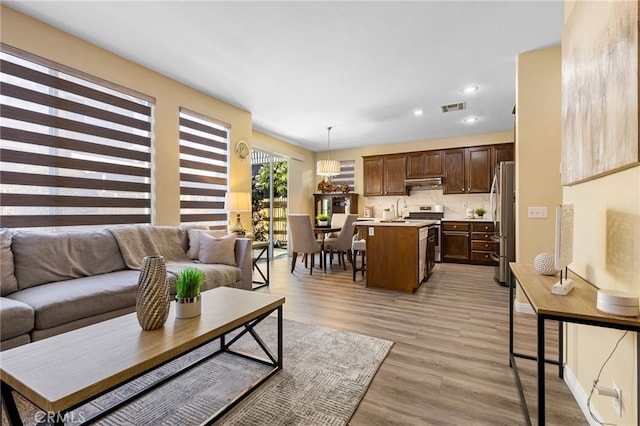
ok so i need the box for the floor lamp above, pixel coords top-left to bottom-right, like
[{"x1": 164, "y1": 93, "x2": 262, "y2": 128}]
[{"x1": 224, "y1": 192, "x2": 251, "y2": 236}]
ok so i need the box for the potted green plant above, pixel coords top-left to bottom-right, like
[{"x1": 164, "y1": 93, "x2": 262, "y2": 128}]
[
  {"x1": 316, "y1": 213, "x2": 330, "y2": 227},
  {"x1": 475, "y1": 207, "x2": 487, "y2": 219},
  {"x1": 175, "y1": 268, "x2": 205, "y2": 318},
  {"x1": 382, "y1": 207, "x2": 393, "y2": 220}
]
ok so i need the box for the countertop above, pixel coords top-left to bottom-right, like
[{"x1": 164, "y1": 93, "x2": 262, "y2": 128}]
[{"x1": 355, "y1": 219, "x2": 436, "y2": 227}]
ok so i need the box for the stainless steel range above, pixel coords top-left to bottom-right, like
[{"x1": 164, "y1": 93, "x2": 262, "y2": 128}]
[{"x1": 408, "y1": 206, "x2": 444, "y2": 262}]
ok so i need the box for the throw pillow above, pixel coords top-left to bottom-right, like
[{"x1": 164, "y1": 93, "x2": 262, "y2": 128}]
[
  {"x1": 199, "y1": 233, "x2": 237, "y2": 265},
  {"x1": 187, "y1": 228, "x2": 227, "y2": 259}
]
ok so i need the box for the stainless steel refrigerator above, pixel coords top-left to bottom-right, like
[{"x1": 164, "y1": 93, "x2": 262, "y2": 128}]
[{"x1": 490, "y1": 161, "x2": 515, "y2": 285}]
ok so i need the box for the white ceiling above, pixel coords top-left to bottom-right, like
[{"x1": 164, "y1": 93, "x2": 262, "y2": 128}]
[{"x1": 5, "y1": 1, "x2": 564, "y2": 152}]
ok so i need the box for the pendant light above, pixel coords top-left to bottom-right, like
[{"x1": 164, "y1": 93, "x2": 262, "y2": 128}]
[{"x1": 316, "y1": 126, "x2": 341, "y2": 180}]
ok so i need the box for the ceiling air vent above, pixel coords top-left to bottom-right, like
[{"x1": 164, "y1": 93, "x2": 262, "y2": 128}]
[{"x1": 441, "y1": 102, "x2": 466, "y2": 113}]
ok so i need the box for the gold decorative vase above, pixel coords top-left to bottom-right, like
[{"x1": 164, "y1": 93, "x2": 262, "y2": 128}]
[{"x1": 136, "y1": 255, "x2": 170, "y2": 330}]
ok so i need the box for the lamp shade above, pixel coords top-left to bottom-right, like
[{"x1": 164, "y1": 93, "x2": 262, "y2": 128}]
[
  {"x1": 224, "y1": 192, "x2": 251, "y2": 212},
  {"x1": 316, "y1": 159, "x2": 341, "y2": 177}
]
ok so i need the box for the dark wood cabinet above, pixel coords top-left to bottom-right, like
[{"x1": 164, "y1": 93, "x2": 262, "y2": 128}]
[
  {"x1": 363, "y1": 155, "x2": 407, "y2": 196},
  {"x1": 364, "y1": 143, "x2": 513, "y2": 196},
  {"x1": 443, "y1": 149, "x2": 466, "y2": 194},
  {"x1": 467, "y1": 146, "x2": 492, "y2": 193},
  {"x1": 406, "y1": 151, "x2": 443, "y2": 179},
  {"x1": 442, "y1": 221, "x2": 497, "y2": 265},
  {"x1": 363, "y1": 157, "x2": 384, "y2": 196},
  {"x1": 470, "y1": 222, "x2": 498, "y2": 265},
  {"x1": 443, "y1": 146, "x2": 493, "y2": 194},
  {"x1": 492, "y1": 143, "x2": 515, "y2": 172},
  {"x1": 360, "y1": 224, "x2": 424, "y2": 293},
  {"x1": 441, "y1": 221, "x2": 470, "y2": 262}
]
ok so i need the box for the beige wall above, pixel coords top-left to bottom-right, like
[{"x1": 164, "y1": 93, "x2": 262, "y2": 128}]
[
  {"x1": 515, "y1": 46, "x2": 563, "y2": 264},
  {"x1": 561, "y1": 1, "x2": 639, "y2": 423},
  {"x1": 1, "y1": 6, "x2": 253, "y2": 227}
]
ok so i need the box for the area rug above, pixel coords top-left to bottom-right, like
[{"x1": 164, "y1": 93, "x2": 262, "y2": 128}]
[{"x1": 5, "y1": 317, "x2": 393, "y2": 425}]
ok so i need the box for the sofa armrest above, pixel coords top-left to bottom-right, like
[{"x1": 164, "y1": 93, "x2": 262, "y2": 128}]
[{"x1": 234, "y1": 238, "x2": 253, "y2": 290}]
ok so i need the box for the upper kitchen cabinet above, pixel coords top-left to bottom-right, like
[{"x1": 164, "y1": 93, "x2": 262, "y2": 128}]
[
  {"x1": 443, "y1": 146, "x2": 492, "y2": 194},
  {"x1": 406, "y1": 151, "x2": 443, "y2": 179},
  {"x1": 443, "y1": 149, "x2": 466, "y2": 194},
  {"x1": 492, "y1": 143, "x2": 515, "y2": 170},
  {"x1": 363, "y1": 154, "x2": 407, "y2": 196},
  {"x1": 467, "y1": 146, "x2": 492, "y2": 193}
]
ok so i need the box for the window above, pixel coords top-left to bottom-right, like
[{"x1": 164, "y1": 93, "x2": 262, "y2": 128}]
[
  {"x1": 331, "y1": 160, "x2": 355, "y2": 190},
  {"x1": 178, "y1": 108, "x2": 229, "y2": 228},
  {"x1": 0, "y1": 45, "x2": 154, "y2": 230}
]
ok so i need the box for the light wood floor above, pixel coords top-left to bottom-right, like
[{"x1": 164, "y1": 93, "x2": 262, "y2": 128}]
[{"x1": 256, "y1": 256, "x2": 587, "y2": 425}]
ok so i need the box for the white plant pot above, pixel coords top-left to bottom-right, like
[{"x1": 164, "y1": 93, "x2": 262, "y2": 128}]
[
  {"x1": 317, "y1": 220, "x2": 328, "y2": 227},
  {"x1": 175, "y1": 295, "x2": 201, "y2": 319},
  {"x1": 382, "y1": 210, "x2": 393, "y2": 220}
]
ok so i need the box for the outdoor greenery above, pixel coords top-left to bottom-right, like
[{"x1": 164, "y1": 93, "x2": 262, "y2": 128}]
[
  {"x1": 176, "y1": 268, "x2": 205, "y2": 299},
  {"x1": 252, "y1": 161, "x2": 288, "y2": 242},
  {"x1": 256, "y1": 162, "x2": 288, "y2": 198}
]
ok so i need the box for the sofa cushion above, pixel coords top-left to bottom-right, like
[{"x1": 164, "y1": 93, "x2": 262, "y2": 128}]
[
  {"x1": 0, "y1": 228, "x2": 18, "y2": 296},
  {"x1": 0, "y1": 297, "x2": 34, "y2": 340},
  {"x1": 7, "y1": 270, "x2": 140, "y2": 330},
  {"x1": 12, "y1": 230, "x2": 127, "y2": 290},
  {"x1": 199, "y1": 233, "x2": 237, "y2": 265}
]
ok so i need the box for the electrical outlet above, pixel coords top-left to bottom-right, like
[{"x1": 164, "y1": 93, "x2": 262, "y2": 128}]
[
  {"x1": 527, "y1": 206, "x2": 547, "y2": 218},
  {"x1": 368, "y1": 227, "x2": 374, "y2": 236},
  {"x1": 613, "y1": 382, "x2": 622, "y2": 418}
]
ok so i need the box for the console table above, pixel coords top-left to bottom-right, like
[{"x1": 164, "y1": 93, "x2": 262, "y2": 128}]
[{"x1": 509, "y1": 263, "x2": 640, "y2": 425}]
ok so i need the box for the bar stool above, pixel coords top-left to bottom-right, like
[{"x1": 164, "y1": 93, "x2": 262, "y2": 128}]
[{"x1": 351, "y1": 234, "x2": 366, "y2": 281}]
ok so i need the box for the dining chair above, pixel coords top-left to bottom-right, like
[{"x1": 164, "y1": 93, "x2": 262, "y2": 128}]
[
  {"x1": 324, "y1": 214, "x2": 358, "y2": 270},
  {"x1": 287, "y1": 214, "x2": 322, "y2": 275},
  {"x1": 327, "y1": 213, "x2": 347, "y2": 238}
]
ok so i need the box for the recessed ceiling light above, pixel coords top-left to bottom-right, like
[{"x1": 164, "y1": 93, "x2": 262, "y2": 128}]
[
  {"x1": 463, "y1": 117, "x2": 479, "y2": 123},
  {"x1": 462, "y1": 85, "x2": 479, "y2": 94},
  {"x1": 414, "y1": 109, "x2": 424, "y2": 116}
]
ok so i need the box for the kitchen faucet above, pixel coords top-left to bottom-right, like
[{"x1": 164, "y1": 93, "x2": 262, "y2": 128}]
[{"x1": 396, "y1": 197, "x2": 408, "y2": 220}]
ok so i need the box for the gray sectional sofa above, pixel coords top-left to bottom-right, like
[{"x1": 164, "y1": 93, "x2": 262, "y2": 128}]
[{"x1": 0, "y1": 225, "x2": 253, "y2": 350}]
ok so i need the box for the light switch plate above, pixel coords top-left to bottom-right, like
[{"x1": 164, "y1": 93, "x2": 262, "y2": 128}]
[{"x1": 528, "y1": 207, "x2": 547, "y2": 218}]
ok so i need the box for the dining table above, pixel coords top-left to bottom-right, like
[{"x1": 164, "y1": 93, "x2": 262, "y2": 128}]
[{"x1": 313, "y1": 226, "x2": 341, "y2": 272}]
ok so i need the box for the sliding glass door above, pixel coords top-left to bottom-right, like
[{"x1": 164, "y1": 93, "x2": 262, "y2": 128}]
[{"x1": 251, "y1": 150, "x2": 288, "y2": 259}]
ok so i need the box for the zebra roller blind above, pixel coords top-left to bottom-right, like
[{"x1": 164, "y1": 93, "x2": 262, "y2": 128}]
[
  {"x1": 178, "y1": 108, "x2": 229, "y2": 227},
  {"x1": 0, "y1": 44, "x2": 154, "y2": 229}
]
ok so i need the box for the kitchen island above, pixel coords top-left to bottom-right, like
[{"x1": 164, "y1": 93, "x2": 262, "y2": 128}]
[{"x1": 356, "y1": 220, "x2": 437, "y2": 293}]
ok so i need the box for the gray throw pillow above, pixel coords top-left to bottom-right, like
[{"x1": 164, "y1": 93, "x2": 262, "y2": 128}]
[
  {"x1": 187, "y1": 228, "x2": 227, "y2": 259},
  {"x1": 198, "y1": 233, "x2": 237, "y2": 265}
]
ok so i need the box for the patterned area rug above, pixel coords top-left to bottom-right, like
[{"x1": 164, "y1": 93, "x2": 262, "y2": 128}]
[{"x1": 5, "y1": 317, "x2": 393, "y2": 425}]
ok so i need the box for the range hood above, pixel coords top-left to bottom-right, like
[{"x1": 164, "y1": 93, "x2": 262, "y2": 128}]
[{"x1": 405, "y1": 177, "x2": 443, "y2": 190}]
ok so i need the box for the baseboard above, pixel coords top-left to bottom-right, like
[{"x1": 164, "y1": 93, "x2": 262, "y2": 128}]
[
  {"x1": 514, "y1": 299, "x2": 535, "y2": 315},
  {"x1": 563, "y1": 364, "x2": 602, "y2": 426}
]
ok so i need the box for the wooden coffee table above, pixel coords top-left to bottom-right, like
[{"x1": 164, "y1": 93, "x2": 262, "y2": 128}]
[{"x1": 1, "y1": 287, "x2": 285, "y2": 426}]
